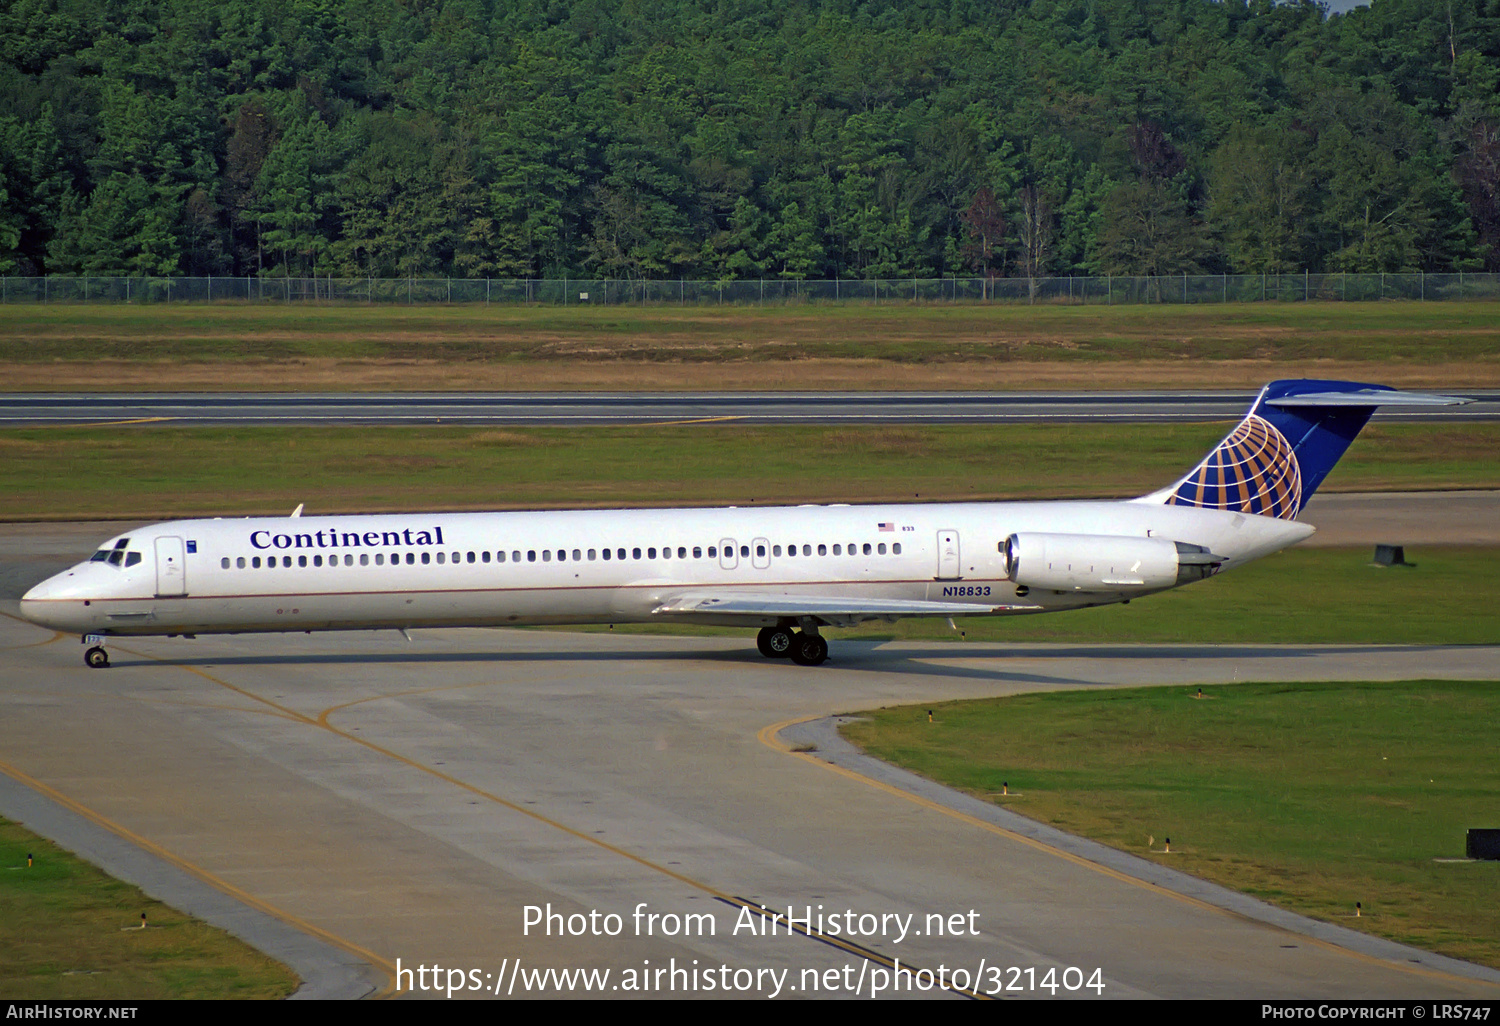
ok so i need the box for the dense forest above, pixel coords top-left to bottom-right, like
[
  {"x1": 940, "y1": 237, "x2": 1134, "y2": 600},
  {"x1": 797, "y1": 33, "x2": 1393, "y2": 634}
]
[{"x1": 1, "y1": 0, "x2": 1498, "y2": 280}]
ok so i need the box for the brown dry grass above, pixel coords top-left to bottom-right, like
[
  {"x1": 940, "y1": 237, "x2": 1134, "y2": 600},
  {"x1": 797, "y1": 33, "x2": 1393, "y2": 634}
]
[{"x1": 7, "y1": 357, "x2": 1498, "y2": 392}]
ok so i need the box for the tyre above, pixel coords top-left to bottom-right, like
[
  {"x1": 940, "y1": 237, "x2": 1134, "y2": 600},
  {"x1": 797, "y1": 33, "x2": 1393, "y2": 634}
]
[
  {"x1": 84, "y1": 646, "x2": 109, "y2": 669},
  {"x1": 757, "y1": 626, "x2": 794, "y2": 658},
  {"x1": 788, "y1": 633, "x2": 828, "y2": 666}
]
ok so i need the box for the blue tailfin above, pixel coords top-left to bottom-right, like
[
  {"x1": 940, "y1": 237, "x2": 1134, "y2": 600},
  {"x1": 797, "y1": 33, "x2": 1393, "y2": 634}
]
[{"x1": 1141, "y1": 380, "x2": 1467, "y2": 520}]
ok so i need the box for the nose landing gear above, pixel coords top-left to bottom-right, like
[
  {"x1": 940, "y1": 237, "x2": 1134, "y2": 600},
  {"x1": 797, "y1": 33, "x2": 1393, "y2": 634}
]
[{"x1": 84, "y1": 645, "x2": 110, "y2": 669}]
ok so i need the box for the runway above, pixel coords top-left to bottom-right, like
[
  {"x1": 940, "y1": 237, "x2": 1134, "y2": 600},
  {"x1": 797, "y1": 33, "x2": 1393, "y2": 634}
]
[
  {"x1": 2, "y1": 515, "x2": 1499, "y2": 1000},
  {"x1": 2, "y1": 389, "x2": 1496, "y2": 426}
]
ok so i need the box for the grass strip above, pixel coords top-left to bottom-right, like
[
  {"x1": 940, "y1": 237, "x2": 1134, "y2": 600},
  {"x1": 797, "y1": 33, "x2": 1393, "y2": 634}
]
[
  {"x1": 1, "y1": 422, "x2": 1496, "y2": 521},
  {"x1": 3, "y1": 301, "x2": 1497, "y2": 364},
  {"x1": 841, "y1": 681, "x2": 1500, "y2": 970},
  {"x1": 0, "y1": 816, "x2": 299, "y2": 998}
]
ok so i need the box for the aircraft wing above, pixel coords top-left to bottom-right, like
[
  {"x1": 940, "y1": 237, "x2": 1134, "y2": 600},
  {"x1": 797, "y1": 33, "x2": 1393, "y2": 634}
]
[{"x1": 652, "y1": 592, "x2": 1041, "y2": 627}]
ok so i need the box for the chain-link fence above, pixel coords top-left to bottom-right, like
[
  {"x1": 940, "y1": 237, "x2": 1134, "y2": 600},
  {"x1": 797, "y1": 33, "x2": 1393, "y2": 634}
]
[{"x1": 3, "y1": 272, "x2": 1497, "y2": 305}]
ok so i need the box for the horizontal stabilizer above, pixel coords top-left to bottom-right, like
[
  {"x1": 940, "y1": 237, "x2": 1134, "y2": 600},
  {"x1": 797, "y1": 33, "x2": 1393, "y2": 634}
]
[{"x1": 1267, "y1": 389, "x2": 1472, "y2": 408}]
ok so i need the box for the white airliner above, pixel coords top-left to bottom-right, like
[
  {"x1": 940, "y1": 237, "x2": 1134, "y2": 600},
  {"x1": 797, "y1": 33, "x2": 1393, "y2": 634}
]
[{"x1": 20, "y1": 380, "x2": 1467, "y2": 668}]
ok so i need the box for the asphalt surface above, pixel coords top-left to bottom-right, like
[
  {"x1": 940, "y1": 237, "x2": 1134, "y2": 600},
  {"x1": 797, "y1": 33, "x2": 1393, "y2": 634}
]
[
  {"x1": 3, "y1": 389, "x2": 1496, "y2": 426},
  {"x1": 2, "y1": 616, "x2": 1497, "y2": 1001}
]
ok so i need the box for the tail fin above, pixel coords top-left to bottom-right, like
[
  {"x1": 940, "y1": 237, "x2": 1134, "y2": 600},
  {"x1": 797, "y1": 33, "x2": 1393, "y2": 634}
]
[{"x1": 1136, "y1": 380, "x2": 1471, "y2": 520}]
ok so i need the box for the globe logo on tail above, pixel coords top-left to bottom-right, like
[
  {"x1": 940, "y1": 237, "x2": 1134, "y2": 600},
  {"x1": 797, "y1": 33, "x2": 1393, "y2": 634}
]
[{"x1": 1167, "y1": 414, "x2": 1303, "y2": 520}]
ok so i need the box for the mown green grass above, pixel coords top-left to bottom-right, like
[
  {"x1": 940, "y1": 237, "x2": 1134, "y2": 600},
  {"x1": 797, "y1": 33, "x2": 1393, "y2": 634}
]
[
  {"x1": 842, "y1": 681, "x2": 1500, "y2": 969},
  {"x1": 2, "y1": 301, "x2": 1496, "y2": 365},
  {"x1": 0, "y1": 816, "x2": 299, "y2": 998},
  {"x1": 1, "y1": 421, "x2": 1495, "y2": 520}
]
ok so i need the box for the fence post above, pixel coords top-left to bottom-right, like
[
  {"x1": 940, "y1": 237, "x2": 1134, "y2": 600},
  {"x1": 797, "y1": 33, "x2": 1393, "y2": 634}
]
[
  {"x1": 1421, "y1": 271, "x2": 1424, "y2": 300},
  {"x1": 486, "y1": 278, "x2": 491, "y2": 305},
  {"x1": 1222, "y1": 273, "x2": 1226, "y2": 304},
  {"x1": 1107, "y1": 275, "x2": 1111, "y2": 305},
  {"x1": 1305, "y1": 269, "x2": 1309, "y2": 302}
]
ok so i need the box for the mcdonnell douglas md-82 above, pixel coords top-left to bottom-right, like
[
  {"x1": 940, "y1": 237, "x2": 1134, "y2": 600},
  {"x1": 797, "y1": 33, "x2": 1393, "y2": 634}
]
[{"x1": 20, "y1": 380, "x2": 1468, "y2": 668}]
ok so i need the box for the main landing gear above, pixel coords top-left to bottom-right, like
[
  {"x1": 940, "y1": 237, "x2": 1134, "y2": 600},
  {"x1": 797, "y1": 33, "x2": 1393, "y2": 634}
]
[{"x1": 756, "y1": 625, "x2": 828, "y2": 666}]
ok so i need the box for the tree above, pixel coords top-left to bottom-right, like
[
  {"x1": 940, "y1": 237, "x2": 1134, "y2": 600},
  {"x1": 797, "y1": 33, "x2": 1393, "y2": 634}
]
[
  {"x1": 1454, "y1": 118, "x2": 1500, "y2": 271},
  {"x1": 1015, "y1": 184, "x2": 1055, "y2": 285},
  {"x1": 1207, "y1": 126, "x2": 1313, "y2": 273},
  {"x1": 960, "y1": 186, "x2": 1005, "y2": 295},
  {"x1": 1093, "y1": 180, "x2": 1214, "y2": 278}
]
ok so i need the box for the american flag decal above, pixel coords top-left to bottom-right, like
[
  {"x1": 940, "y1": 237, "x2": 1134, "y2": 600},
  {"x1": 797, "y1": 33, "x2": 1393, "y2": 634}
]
[{"x1": 877, "y1": 522, "x2": 895, "y2": 532}]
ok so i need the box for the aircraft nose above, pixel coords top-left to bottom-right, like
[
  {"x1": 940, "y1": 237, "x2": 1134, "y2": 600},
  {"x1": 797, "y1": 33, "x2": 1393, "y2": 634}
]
[{"x1": 19, "y1": 574, "x2": 72, "y2": 629}]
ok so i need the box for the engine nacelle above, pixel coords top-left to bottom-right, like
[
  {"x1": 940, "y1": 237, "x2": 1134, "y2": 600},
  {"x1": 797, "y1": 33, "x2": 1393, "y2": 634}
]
[{"x1": 1003, "y1": 533, "x2": 1222, "y2": 593}]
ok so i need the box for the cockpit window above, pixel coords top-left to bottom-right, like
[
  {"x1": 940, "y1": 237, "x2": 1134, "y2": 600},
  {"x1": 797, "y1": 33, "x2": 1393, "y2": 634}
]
[
  {"x1": 107, "y1": 551, "x2": 124, "y2": 566},
  {"x1": 125, "y1": 552, "x2": 141, "y2": 567},
  {"x1": 90, "y1": 550, "x2": 110, "y2": 562},
  {"x1": 114, "y1": 538, "x2": 129, "y2": 549}
]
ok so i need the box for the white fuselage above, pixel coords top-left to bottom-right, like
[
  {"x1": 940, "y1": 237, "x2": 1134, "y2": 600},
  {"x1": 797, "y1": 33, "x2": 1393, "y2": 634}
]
[{"x1": 20, "y1": 499, "x2": 1312, "y2": 638}]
